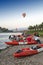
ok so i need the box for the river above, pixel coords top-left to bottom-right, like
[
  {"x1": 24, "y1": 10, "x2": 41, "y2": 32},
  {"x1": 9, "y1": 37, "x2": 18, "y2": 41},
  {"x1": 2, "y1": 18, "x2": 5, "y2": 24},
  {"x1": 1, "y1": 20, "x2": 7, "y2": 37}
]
[{"x1": 0, "y1": 32, "x2": 22, "y2": 49}]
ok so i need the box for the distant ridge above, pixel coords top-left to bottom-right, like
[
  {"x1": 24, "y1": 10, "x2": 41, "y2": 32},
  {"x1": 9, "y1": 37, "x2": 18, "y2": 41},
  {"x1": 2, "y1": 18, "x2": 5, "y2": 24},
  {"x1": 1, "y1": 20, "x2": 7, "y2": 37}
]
[{"x1": 12, "y1": 27, "x2": 28, "y2": 32}]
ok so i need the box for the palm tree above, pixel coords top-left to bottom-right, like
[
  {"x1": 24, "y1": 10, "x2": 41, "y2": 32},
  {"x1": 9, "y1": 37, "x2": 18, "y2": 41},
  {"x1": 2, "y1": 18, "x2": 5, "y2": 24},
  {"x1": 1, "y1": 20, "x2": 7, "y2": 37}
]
[{"x1": 28, "y1": 26, "x2": 33, "y2": 31}]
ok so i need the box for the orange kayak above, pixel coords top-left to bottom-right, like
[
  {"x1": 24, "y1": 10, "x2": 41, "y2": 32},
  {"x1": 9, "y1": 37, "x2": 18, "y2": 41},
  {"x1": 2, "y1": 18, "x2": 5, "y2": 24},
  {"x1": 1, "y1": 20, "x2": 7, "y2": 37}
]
[{"x1": 13, "y1": 44, "x2": 43, "y2": 57}]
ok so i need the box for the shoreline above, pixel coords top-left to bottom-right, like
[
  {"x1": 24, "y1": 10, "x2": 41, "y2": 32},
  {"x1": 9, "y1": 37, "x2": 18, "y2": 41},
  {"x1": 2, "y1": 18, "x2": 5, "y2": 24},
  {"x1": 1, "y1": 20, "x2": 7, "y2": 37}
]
[{"x1": 0, "y1": 37, "x2": 43, "y2": 65}]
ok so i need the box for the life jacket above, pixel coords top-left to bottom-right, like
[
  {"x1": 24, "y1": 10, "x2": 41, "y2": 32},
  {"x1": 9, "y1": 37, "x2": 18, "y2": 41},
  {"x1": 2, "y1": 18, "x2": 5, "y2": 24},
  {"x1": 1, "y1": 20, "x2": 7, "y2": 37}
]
[{"x1": 26, "y1": 36, "x2": 32, "y2": 42}]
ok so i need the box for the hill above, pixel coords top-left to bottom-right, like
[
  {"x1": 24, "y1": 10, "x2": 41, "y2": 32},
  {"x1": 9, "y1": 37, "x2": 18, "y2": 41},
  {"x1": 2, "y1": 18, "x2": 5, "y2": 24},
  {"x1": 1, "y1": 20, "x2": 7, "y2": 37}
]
[{"x1": 0, "y1": 27, "x2": 13, "y2": 32}]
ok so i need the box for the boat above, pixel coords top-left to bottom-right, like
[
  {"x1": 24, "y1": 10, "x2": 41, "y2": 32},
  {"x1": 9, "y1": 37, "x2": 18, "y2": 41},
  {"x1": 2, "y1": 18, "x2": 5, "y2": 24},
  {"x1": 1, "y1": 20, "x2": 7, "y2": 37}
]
[
  {"x1": 13, "y1": 44, "x2": 43, "y2": 57},
  {"x1": 5, "y1": 40, "x2": 37, "y2": 45}
]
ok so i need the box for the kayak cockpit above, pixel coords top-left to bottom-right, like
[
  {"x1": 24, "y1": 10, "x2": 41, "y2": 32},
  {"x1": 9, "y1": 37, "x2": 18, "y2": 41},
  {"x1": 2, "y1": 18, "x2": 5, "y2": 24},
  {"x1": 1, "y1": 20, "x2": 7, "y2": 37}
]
[{"x1": 31, "y1": 46, "x2": 41, "y2": 50}]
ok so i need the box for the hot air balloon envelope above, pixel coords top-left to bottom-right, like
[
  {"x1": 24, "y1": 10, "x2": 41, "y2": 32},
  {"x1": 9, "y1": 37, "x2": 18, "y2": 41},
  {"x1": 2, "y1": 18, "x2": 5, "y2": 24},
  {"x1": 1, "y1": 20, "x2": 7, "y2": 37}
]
[{"x1": 22, "y1": 13, "x2": 26, "y2": 18}]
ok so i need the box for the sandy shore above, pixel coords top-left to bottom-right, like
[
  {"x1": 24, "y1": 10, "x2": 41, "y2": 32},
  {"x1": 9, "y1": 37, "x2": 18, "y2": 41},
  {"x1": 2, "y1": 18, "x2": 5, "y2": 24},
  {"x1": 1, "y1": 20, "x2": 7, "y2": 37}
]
[{"x1": 0, "y1": 37, "x2": 43, "y2": 65}]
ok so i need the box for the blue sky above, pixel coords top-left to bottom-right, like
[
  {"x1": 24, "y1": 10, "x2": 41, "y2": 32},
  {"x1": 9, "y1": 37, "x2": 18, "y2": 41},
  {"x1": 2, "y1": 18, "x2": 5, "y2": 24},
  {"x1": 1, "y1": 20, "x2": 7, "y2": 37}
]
[{"x1": 0, "y1": 0, "x2": 43, "y2": 29}]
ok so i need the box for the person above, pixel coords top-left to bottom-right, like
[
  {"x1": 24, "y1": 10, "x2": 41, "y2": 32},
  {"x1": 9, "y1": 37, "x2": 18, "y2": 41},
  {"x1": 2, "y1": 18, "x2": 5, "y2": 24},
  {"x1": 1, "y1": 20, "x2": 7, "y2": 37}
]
[
  {"x1": 9, "y1": 35, "x2": 11, "y2": 39},
  {"x1": 9, "y1": 35, "x2": 14, "y2": 40},
  {"x1": 13, "y1": 35, "x2": 16, "y2": 40},
  {"x1": 22, "y1": 32, "x2": 26, "y2": 37},
  {"x1": 26, "y1": 36, "x2": 32, "y2": 42},
  {"x1": 15, "y1": 35, "x2": 20, "y2": 41},
  {"x1": 33, "y1": 32, "x2": 41, "y2": 44},
  {"x1": 22, "y1": 30, "x2": 28, "y2": 37}
]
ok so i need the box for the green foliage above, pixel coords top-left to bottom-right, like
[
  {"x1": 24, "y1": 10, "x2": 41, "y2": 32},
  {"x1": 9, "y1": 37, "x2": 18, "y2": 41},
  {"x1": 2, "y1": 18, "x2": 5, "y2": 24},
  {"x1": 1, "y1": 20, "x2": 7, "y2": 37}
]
[
  {"x1": 0, "y1": 27, "x2": 13, "y2": 32},
  {"x1": 28, "y1": 22, "x2": 43, "y2": 30},
  {"x1": 28, "y1": 22, "x2": 43, "y2": 37},
  {"x1": 27, "y1": 30, "x2": 43, "y2": 37},
  {"x1": 0, "y1": 50, "x2": 2, "y2": 52}
]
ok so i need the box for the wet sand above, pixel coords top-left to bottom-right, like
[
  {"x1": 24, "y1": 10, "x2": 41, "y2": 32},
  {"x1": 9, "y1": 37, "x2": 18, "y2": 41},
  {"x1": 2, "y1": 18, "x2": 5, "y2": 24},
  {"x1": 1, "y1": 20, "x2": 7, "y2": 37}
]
[{"x1": 0, "y1": 37, "x2": 43, "y2": 65}]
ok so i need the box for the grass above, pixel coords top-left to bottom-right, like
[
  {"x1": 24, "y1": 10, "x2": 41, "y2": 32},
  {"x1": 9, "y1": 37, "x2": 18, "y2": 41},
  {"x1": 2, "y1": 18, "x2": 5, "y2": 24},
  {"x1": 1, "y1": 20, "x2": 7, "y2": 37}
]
[
  {"x1": 0, "y1": 50, "x2": 2, "y2": 52},
  {"x1": 26, "y1": 30, "x2": 43, "y2": 37}
]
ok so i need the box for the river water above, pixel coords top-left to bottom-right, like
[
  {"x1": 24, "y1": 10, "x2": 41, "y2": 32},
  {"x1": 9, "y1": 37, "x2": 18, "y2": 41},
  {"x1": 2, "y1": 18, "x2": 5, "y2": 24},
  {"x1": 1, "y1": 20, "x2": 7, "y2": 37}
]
[{"x1": 0, "y1": 32, "x2": 22, "y2": 49}]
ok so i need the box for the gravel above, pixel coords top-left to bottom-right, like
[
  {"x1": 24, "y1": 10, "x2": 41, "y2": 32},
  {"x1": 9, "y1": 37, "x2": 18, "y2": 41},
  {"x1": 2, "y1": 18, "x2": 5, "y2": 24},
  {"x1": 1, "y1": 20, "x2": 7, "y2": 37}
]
[{"x1": 0, "y1": 37, "x2": 43, "y2": 65}]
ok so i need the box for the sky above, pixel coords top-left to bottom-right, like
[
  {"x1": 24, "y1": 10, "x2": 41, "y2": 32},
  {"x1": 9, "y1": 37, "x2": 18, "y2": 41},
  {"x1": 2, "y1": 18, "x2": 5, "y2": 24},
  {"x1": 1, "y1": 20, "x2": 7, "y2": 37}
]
[{"x1": 0, "y1": 0, "x2": 43, "y2": 29}]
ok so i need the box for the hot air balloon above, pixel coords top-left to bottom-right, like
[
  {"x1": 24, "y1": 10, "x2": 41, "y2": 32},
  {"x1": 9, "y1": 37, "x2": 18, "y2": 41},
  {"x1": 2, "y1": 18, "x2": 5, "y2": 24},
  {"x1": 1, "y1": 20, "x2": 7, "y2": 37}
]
[{"x1": 22, "y1": 13, "x2": 26, "y2": 18}]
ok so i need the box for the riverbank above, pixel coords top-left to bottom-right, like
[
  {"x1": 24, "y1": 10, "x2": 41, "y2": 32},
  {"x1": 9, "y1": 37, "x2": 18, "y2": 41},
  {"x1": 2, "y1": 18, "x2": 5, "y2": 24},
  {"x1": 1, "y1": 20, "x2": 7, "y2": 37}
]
[
  {"x1": 27, "y1": 30, "x2": 43, "y2": 37},
  {"x1": 0, "y1": 37, "x2": 43, "y2": 65}
]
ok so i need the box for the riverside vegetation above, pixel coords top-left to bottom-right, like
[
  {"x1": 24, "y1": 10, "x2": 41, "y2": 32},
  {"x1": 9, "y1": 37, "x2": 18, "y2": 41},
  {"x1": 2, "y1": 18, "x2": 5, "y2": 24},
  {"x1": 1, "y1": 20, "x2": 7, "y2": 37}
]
[{"x1": 27, "y1": 22, "x2": 43, "y2": 37}]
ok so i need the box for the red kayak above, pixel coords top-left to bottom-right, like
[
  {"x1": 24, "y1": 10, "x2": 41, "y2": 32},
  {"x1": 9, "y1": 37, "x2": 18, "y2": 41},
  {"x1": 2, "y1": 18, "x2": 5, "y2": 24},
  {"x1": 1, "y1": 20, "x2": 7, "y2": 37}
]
[
  {"x1": 13, "y1": 44, "x2": 43, "y2": 57},
  {"x1": 5, "y1": 40, "x2": 37, "y2": 45},
  {"x1": 5, "y1": 35, "x2": 37, "y2": 45}
]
